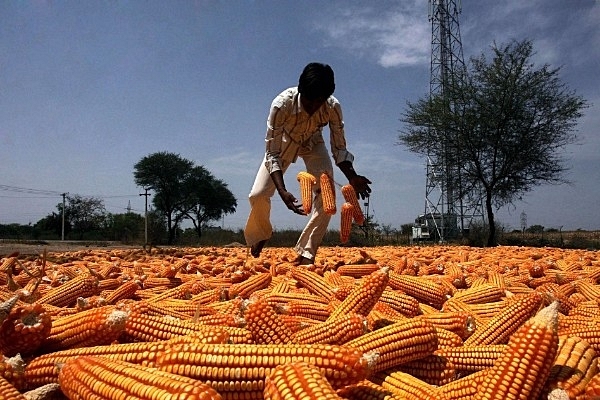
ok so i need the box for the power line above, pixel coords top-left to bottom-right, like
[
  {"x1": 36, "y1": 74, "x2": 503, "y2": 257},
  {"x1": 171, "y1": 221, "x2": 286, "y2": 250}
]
[{"x1": 0, "y1": 184, "x2": 63, "y2": 196}]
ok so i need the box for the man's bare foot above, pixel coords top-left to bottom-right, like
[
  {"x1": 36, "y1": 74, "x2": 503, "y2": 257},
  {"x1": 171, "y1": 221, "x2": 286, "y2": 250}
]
[{"x1": 250, "y1": 240, "x2": 267, "y2": 258}]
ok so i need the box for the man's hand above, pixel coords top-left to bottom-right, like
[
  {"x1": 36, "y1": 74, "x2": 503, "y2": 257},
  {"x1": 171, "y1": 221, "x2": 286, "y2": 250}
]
[
  {"x1": 279, "y1": 190, "x2": 305, "y2": 215},
  {"x1": 349, "y1": 175, "x2": 372, "y2": 200}
]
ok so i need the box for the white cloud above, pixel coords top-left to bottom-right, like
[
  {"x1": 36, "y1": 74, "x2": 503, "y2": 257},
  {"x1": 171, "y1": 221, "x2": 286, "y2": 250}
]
[{"x1": 315, "y1": 3, "x2": 430, "y2": 68}]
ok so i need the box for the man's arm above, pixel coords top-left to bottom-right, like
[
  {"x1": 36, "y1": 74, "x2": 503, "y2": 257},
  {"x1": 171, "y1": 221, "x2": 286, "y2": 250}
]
[
  {"x1": 270, "y1": 170, "x2": 304, "y2": 214},
  {"x1": 337, "y1": 160, "x2": 372, "y2": 200}
]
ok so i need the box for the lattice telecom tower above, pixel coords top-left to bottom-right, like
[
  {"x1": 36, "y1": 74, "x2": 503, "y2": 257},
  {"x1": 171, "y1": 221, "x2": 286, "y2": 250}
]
[{"x1": 416, "y1": 0, "x2": 483, "y2": 242}]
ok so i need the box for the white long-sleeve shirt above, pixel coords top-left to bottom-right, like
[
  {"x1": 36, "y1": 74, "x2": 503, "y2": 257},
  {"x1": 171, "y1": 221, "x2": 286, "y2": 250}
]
[{"x1": 264, "y1": 87, "x2": 354, "y2": 174}]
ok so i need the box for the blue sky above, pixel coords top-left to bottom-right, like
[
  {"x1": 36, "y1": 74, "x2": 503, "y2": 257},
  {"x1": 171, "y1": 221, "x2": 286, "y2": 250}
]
[{"x1": 1, "y1": 0, "x2": 599, "y2": 233}]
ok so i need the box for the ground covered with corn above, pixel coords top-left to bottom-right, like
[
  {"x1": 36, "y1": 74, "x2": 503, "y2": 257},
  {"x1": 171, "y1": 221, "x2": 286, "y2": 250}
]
[{"x1": 1, "y1": 244, "x2": 600, "y2": 399}]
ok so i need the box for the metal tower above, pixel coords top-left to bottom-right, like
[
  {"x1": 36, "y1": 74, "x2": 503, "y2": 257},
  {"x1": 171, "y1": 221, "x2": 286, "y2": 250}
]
[{"x1": 421, "y1": 0, "x2": 483, "y2": 242}]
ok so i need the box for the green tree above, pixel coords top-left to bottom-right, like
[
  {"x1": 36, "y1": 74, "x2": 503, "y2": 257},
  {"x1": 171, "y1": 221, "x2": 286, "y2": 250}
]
[
  {"x1": 399, "y1": 40, "x2": 587, "y2": 246},
  {"x1": 134, "y1": 152, "x2": 194, "y2": 244},
  {"x1": 105, "y1": 212, "x2": 144, "y2": 243},
  {"x1": 180, "y1": 166, "x2": 237, "y2": 239},
  {"x1": 62, "y1": 194, "x2": 107, "y2": 239},
  {"x1": 133, "y1": 152, "x2": 237, "y2": 244}
]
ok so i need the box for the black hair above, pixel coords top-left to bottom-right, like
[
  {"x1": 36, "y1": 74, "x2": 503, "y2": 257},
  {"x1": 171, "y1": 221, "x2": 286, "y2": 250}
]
[{"x1": 298, "y1": 62, "x2": 335, "y2": 100}]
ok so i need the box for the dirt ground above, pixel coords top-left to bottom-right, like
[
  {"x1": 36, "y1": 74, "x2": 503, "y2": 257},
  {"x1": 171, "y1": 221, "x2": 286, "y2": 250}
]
[{"x1": 0, "y1": 240, "x2": 138, "y2": 257}]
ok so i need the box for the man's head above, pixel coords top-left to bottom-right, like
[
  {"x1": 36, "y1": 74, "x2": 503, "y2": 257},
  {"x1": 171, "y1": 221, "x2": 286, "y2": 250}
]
[{"x1": 298, "y1": 63, "x2": 335, "y2": 114}]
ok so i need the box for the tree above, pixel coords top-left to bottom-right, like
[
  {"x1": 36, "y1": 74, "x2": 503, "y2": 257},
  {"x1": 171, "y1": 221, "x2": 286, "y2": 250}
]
[
  {"x1": 134, "y1": 152, "x2": 194, "y2": 244},
  {"x1": 180, "y1": 166, "x2": 237, "y2": 239},
  {"x1": 59, "y1": 194, "x2": 107, "y2": 239},
  {"x1": 399, "y1": 39, "x2": 588, "y2": 246},
  {"x1": 133, "y1": 152, "x2": 237, "y2": 244}
]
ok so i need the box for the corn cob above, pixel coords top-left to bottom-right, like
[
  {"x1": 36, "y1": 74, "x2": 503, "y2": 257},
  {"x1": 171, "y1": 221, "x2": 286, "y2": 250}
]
[
  {"x1": 388, "y1": 271, "x2": 449, "y2": 308},
  {"x1": 398, "y1": 354, "x2": 457, "y2": 386},
  {"x1": 433, "y1": 344, "x2": 507, "y2": 372},
  {"x1": 58, "y1": 356, "x2": 222, "y2": 400},
  {"x1": 291, "y1": 312, "x2": 366, "y2": 345},
  {"x1": 41, "y1": 306, "x2": 127, "y2": 352},
  {"x1": 371, "y1": 370, "x2": 444, "y2": 400},
  {"x1": 265, "y1": 291, "x2": 329, "y2": 306},
  {"x1": 379, "y1": 289, "x2": 421, "y2": 317},
  {"x1": 0, "y1": 355, "x2": 25, "y2": 394},
  {"x1": 264, "y1": 361, "x2": 341, "y2": 400},
  {"x1": 558, "y1": 325, "x2": 600, "y2": 354},
  {"x1": 24, "y1": 333, "x2": 229, "y2": 389},
  {"x1": 121, "y1": 309, "x2": 230, "y2": 343},
  {"x1": 336, "y1": 263, "x2": 381, "y2": 278},
  {"x1": 544, "y1": 335, "x2": 598, "y2": 398},
  {"x1": 464, "y1": 291, "x2": 543, "y2": 346},
  {"x1": 585, "y1": 372, "x2": 600, "y2": 398},
  {"x1": 472, "y1": 301, "x2": 560, "y2": 400},
  {"x1": 228, "y1": 272, "x2": 272, "y2": 299},
  {"x1": 434, "y1": 327, "x2": 464, "y2": 349},
  {"x1": 345, "y1": 319, "x2": 438, "y2": 372},
  {"x1": 340, "y1": 202, "x2": 355, "y2": 243},
  {"x1": 103, "y1": 279, "x2": 139, "y2": 304},
  {"x1": 320, "y1": 172, "x2": 337, "y2": 215},
  {"x1": 574, "y1": 280, "x2": 600, "y2": 301},
  {"x1": 336, "y1": 379, "x2": 406, "y2": 400},
  {"x1": 0, "y1": 375, "x2": 26, "y2": 400},
  {"x1": 437, "y1": 368, "x2": 489, "y2": 400},
  {"x1": 341, "y1": 184, "x2": 365, "y2": 225},
  {"x1": 142, "y1": 276, "x2": 182, "y2": 289},
  {"x1": 327, "y1": 267, "x2": 389, "y2": 322},
  {"x1": 415, "y1": 311, "x2": 476, "y2": 339},
  {"x1": 36, "y1": 272, "x2": 99, "y2": 307},
  {"x1": 190, "y1": 287, "x2": 226, "y2": 304},
  {"x1": 276, "y1": 299, "x2": 330, "y2": 321},
  {"x1": 155, "y1": 342, "x2": 378, "y2": 392},
  {"x1": 0, "y1": 302, "x2": 52, "y2": 357},
  {"x1": 297, "y1": 171, "x2": 317, "y2": 214},
  {"x1": 452, "y1": 283, "x2": 506, "y2": 304},
  {"x1": 146, "y1": 278, "x2": 208, "y2": 302},
  {"x1": 290, "y1": 266, "x2": 336, "y2": 300},
  {"x1": 243, "y1": 297, "x2": 294, "y2": 344}
]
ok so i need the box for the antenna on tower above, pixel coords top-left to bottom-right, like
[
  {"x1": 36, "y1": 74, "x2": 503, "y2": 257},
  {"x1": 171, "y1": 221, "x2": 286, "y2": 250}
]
[
  {"x1": 414, "y1": 0, "x2": 484, "y2": 243},
  {"x1": 127, "y1": 200, "x2": 132, "y2": 213}
]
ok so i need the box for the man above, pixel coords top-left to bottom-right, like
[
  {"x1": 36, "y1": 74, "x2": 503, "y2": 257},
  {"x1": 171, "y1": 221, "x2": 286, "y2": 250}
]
[{"x1": 244, "y1": 62, "x2": 371, "y2": 265}]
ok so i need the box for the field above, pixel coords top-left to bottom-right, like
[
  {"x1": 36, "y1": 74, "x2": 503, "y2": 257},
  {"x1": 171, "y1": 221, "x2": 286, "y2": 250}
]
[{"x1": 1, "y1": 244, "x2": 600, "y2": 398}]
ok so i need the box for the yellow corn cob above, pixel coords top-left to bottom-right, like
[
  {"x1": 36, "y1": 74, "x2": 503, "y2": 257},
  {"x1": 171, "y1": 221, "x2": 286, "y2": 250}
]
[
  {"x1": 340, "y1": 202, "x2": 355, "y2": 243},
  {"x1": 228, "y1": 272, "x2": 272, "y2": 299},
  {"x1": 23, "y1": 333, "x2": 229, "y2": 389},
  {"x1": 290, "y1": 266, "x2": 335, "y2": 299},
  {"x1": 345, "y1": 319, "x2": 438, "y2": 372},
  {"x1": 379, "y1": 289, "x2": 422, "y2": 317},
  {"x1": 320, "y1": 172, "x2": 337, "y2": 215},
  {"x1": 327, "y1": 267, "x2": 389, "y2": 321},
  {"x1": 398, "y1": 354, "x2": 457, "y2": 386},
  {"x1": 121, "y1": 308, "x2": 230, "y2": 343},
  {"x1": 36, "y1": 272, "x2": 99, "y2": 307},
  {"x1": 265, "y1": 291, "x2": 329, "y2": 306},
  {"x1": 341, "y1": 184, "x2": 365, "y2": 225},
  {"x1": 464, "y1": 291, "x2": 544, "y2": 346},
  {"x1": 297, "y1": 171, "x2": 317, "y2": 214},
  {"x1": 437, "y1": 368, "x2": 489, "y2": 400},
  {"x1": 585, "y1": 372, "x2": 600, "y2": 398},
  {"x1": 103, "y1": 279, "x2": 139, "y2": 304},
  {"x1": 155, "y1": 342, "x2": 378, "y2": 392},
  {"x1": 388, "y1": 271, "x2": 449, "y2": 308},
  {"x1": 264, "y1": 362, "x2": 341, "y2": 400},
  {"x1": 42, "y1": 306, "x2": 127, "y2": 352},
  {"x1": 336, "y1": 263, "x2": 381, "y2": 277},
  {"x1": 452, "y1": 283, "x2": 507, "y2": 304},
  {"x1": 142, "y1": 276, "x2": 182, "y2": 289},
  {"x1": 472, "y1": 301, "x2": 560, "y2": 400},
  {"x1": 434, "y1": 327, "x2": 464, "y2": 349},
  {"x1": 58, "y1": 356, "x2": 222, "y2": 400},
  {"x1": 433, "y1": 344, "x2": 507, "y2": 372},
  {"x1": 371, "y1": 370, "x2": 445, "y2": 400},
  {"x1": 574, "y1": 280, "x2": 600, "y2": 301},
  {"x1": 0, "y1": 302, "x2": 51, "y2": 357},
  {"x1": 558, "y1": 325, "x2": 600, "y2": 354},
  {"x1": 243, "y1": 297, "x2": 294, "y2": 344},
  {"x1": 544, "y1": 335, "x2": 598, "y2": 398},
  {"x1": 276, "y1": 299, "x2": 330, "y2": 321},
  {"x1": 336, "y1": 379, "x2": 406, "y2": 400},
  {"x1": 291, "y1": 312, "x2": 366, "y2": 345},
  {"x1": 190, "y1": 287, "x2": 226, "y2": 304},
  {"x1": 0, "y1": 375, "x2": 26, "y2": 400},
  {"x1": 415, "y1": 311, "x2": 476, "y2": 339}
]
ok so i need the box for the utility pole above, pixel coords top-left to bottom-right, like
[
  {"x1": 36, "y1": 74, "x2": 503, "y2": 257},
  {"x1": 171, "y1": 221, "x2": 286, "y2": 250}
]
[
  {"x1": 139, "y1": 188, "x2": 151, "y2": 248},
  {"x1": 61, "y1": 193, "x2": 67, "y2": 241}
]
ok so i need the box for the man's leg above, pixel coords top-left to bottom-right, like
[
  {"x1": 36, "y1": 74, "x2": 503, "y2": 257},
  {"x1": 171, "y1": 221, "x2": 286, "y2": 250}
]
[
  {"x1": 294, "y1": 143, "x2": 333, "y2": 262},
  {"x1": 244, "y1": 159, "x2": 277, "y2": 257}
]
